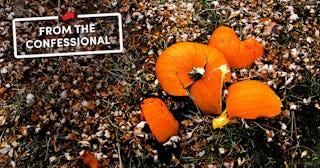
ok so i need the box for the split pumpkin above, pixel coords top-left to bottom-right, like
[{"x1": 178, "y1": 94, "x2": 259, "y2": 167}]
[
  {"x1": 155, "y1": 42, "x2": 231, "y2": 115},
  {"x1": 208, "y1": 26, "x2": 264, "y2": 69},
  {"x1": 141, "y1": 98, "x2": 179, "y2": 143},
  {"x1": 226, "y1": 80, "x2": 282, "y2": 119},
  {"x1": 155, "y1": 42, "x2": 208, "y2": 96}
]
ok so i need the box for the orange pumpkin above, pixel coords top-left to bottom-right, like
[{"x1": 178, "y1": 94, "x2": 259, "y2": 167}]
[
  {"x1": 155, "y1": 42, "x2": 231, "y2": 115},
  {"x1": 226, "y1": 80, "x2": 282, "y2": 119},
  {"x1": 208, "y1": 26, "x2": 264, "y2": 69},
  {"x1": 189, "y1": 64, "x2": 230, "y2": 114},
  {"x1": 141, "y1": 98, "x2": 179, "y2": 143},
  {"x1": 155, "y1": 42, "x2": 208, "y2": 96}
]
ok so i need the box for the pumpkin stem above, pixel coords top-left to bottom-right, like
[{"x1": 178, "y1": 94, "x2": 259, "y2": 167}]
[
  {"x1": 212, "y1": 109, "x2": 230, "y2": 129},
  {"x1": 189, "y1": 67, "x2": 205, "y2": 82}
]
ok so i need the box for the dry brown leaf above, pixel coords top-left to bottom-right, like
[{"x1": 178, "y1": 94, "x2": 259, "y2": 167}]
[
  {"x1": 0, "y1": 109, "x2": 4, "y2": 115},
  {"x1": 86, "y1": 100, "x2": 96, "y2": 110},
  {"x1": 72, "y1": 101, "x2": 82, "y2": 110},
  {"x1": 72, "y1": 89, "x2": 81, "y2": 97},
  {"x1": 260, "y1": 18, "x2": 277, "y2": 36},
  {"x1": 0, "y1": 87, "x2": 6, "y2": 95},
  {"x1": 80, "y1": 150, "x2": 99, "y2": 168}
]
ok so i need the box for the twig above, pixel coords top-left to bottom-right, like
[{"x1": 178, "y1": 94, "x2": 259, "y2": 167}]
[
  {"x1": 44, "y1": 136, "x2": 51, "y2": 162},
  {"x1": 58, "y1": 0, "x2": 61, "y2": 16},
  {"x1": 186, "y1": 88, "x2": 201, "y2": 114},
  {"x1": 290, "y1": 111, "x2": 297, "y2": 141},
  {"x1": 116, "y1": 142, "x2": 123, "y2": 168},
  {"x1": 253, "y1": 121, "x2": 266, "y2": 131},
  {"x1": 115, "y1": 129, "x2": 123, "y2": 168},
  {"x1": 0, "y1": 127, "x2": 7, "y2": 143}
]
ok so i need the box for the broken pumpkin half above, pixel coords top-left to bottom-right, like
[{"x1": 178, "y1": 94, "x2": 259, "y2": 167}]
[
  {"x1": 155, "y1": 42, "x2": 231, "y2": 115},
  {"x1": 212, "y1": 80, "x2": 282, "y2": 129}
]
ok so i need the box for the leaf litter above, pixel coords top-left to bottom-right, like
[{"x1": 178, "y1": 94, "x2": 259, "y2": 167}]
[{"x1": 0, "y1": 0, "x2": 319, "y2": 167}]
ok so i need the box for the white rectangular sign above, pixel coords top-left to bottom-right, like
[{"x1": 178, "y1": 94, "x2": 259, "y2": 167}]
[{"x1": 12, "y1": 13, "x2": 123, "y2": 58}]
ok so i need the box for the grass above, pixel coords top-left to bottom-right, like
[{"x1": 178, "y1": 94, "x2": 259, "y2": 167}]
[
  {"x1": 0, "y1": 0, "x2": 319, "y2": 167},
  {"x1": 286, "y1": 71, "x2": 320, "y2": 167}
]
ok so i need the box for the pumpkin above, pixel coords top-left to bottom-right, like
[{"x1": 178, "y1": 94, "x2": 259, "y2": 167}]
[
  {"x1": 226, "y1": 80, "x2": 282, "y2": 119},
  {"x1": 141, "y1": 98, "x2": 179, "y2": 143},
  {"x1": 155, "y1": 42, "x2": 231, "y2": 115},
  {"x1": 189, "y1": 64, "x2": 230, "y2": 114},
  {"x1": 155, "y1": 42, "x2": 208, "y2": 96},
  {"x1": 208, "y1": 26, "x2": 264, "y2": 69},
  {"x1": 212, "y1": 80, "x2": 282, "y2": 129}
]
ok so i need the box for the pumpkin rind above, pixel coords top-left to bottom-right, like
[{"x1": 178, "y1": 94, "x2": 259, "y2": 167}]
[
  {"x1": 226, "y1": 80, "x2": 282, "y2": 119},
  {"x1": 208, "y1": 26, "x2": 264, "y2": 69},
  {"x1": 141, "y1": 98, "x2": 179, "y2": 143}
]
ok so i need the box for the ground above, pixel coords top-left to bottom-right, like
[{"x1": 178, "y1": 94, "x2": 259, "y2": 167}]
[{"x1": 0, "y1": 0, "x2": 319, "y2": 168}]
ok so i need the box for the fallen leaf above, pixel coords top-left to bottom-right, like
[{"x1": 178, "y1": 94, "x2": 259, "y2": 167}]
[
  {"x1": 260, "y1": 18, "x2": 277, "y2": 36},
  {"x1": 0, "y1": 109, "x2": 4, "y2": 115},
  {"x1": 301, "y1": 150, "x2": 308, "y2": 158},
  {"x1": 80, "y1": 150, "x2": 99, "y2": 168},
  {"x1": 266, "y1": 130, "x2": 275, "y2": 142},
  {"x1": 0, "y1": 87, "x2": 6, "y2": 95},
  {"x1": 86, "y1": 100, "x2": 96, "y2": 110}
]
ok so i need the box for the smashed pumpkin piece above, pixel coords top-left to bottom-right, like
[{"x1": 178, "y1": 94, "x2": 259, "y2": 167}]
[
  {"x1": 189, "y1": 64, "x2": 230, "y2": 115},
  {"x1": 141, "y1": 98, "x2": 179, "y2": 143},
  {"x1": 212, "y1": 80, "x2": 282, "y2": 129},
  {"x1": 226, "y1": 80, "x2": 282, "y2": 119},
  {"x1": 212, "y1": 109, "x2": 230, "y2": 129},
  {"x1": 209, "y1": 26, "x2": 264, "y2": 69}
]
